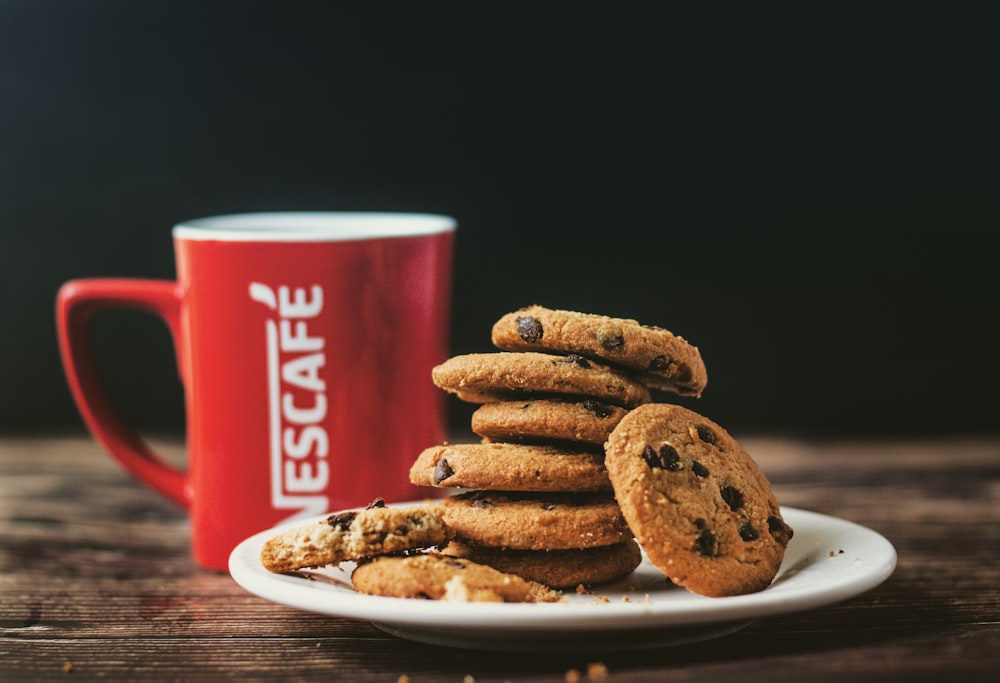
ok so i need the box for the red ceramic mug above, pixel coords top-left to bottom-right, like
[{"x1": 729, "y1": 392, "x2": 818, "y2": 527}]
[{"x1": 56, "y1": 212, "x2": 456, "y2": 570}]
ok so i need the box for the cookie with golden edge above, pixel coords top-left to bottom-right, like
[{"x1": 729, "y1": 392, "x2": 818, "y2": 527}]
[
  {"x1": 491, "y1": 305, "x2": 708, "y2": 397},
  {"x1": 442, "y1": 539, "x2": 642, "y2": 589},
  {"x1": 431, "y1": 351, "x2": 650, "y2": 409},
  {"x1": 471, "y1": 399, "x2": 628, "y2": 446},
  {"x1": 604, "y1": 404, "x2": 793, "y2": 597},
  {"x1": 440, "y1": 491, "x2": 633, "y2": 551},
  {"x1": 410, "y1": 442, "x2": 611, "y2": 493}
]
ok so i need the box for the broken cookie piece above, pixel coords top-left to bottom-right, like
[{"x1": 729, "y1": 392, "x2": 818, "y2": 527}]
[
  {"x1": 351, "y1": 552, "x2": 560, "y2": 603},
  {"x1": 259, "y1": 499, "x2": 452, "y2": 573}
]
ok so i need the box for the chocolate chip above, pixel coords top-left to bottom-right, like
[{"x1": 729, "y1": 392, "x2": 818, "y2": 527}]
[
  {"x1": 720, "y1": 486, "x2": 744, "y2": 511},
  {"x1": 366, "y1": 498, "x2": 386, "y2": 509},
  {"x1": 767, "y1": 515, "x2": 792, "y2": 540},
  {"x1": 695, "y1": 425, "x2": 717, "y2": 445},
  {"x1": 767, "y1": 515, "x2": 792, "y2": 539},
  {"x1": 691, "y1": 460, "x2": 709, "y2": 477},
  {"x1": 470, "y1": 495, "x2": 492, "y2": 509},
  {"x1": 515, "y1": 316, "x2": 544, "y2": 343},
  {"x1": 694, "y1": 528, "x2": 717, "y2": 556},
  {"x1": 643, "y1": 443, "x2": 682, "y2": 471},
  {"x1": 648, "y1": 355, "x2": 669, "y2": 372},
  {"x1": 433, "y1": 458, "x2": 455, "y2": 484},
  {"x1": 582, "y1": 399, "x2": 612, "y2": 418},
  {"x1": 444, "y1": 558, "x2": 467, "y2": 569},
  {"x1": 596, "y1": 327, "x2": 625, "y2": 350},
  {"x1": 563, "y1": 353, "x2": 591, "y2": 368},
  {"x1": 326, "y1": 510, "x2": 358, "y2": 531},
  {"x1": 739, "y1": 523, "x2": 759, "y2": 541}
]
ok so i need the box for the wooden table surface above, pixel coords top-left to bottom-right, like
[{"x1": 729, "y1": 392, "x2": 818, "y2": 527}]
[{"x1": 1, "y1": 434, "x2": 997, "y2": 682}]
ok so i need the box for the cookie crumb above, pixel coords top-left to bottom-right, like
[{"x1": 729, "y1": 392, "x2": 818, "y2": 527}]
[
  {"x1": 565, "y1": 669, "x2": 581, "y2": 683},
  {"x1": 397, "y1": 676, "x2": 410, "y2": 683},
  {"x1": 463, "y1": 676, "x2": 476, "y2": 683},
  {"x1": 587, "y1": 662, "x2": 608, "y2": 679},
  {"x1": 62, "y1": 662, "x2": 74, "y2": 673}
]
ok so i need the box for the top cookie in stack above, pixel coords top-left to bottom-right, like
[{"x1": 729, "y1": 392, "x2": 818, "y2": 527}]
[
  {"x1": 408, "y1": 305, "x2": 709, "y2": 589},
  {"x1": 490, "y1": 305, "x2": 708, "y2": 397}
]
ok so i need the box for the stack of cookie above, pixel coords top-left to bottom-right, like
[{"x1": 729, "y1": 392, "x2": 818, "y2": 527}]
[
  {"x1": 259, "y1": 305, "x2": 796, "y2": 600},
  {"x1": 408, "y1": 305, "x2": 710, "y2": 589}
]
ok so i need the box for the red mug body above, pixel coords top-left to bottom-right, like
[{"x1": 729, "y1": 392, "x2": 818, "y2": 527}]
[{"x1": 57, "y1": 212, "x2": 455, "y2": 570}]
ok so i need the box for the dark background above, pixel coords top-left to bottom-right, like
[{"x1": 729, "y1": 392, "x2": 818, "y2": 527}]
[{"x1": 2, "y1": 1, "x2": 997, "y2": 439}]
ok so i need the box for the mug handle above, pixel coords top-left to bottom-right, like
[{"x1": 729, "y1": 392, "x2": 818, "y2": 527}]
[{"x1": 56, "y1": 278, "x2": 189, "y2": 508}]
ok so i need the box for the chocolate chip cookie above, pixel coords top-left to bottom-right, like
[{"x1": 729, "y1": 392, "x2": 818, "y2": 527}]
[
  {"x1": 491, "y1": 305, "x2": 708, "y2": 396},
  {"x1": 442, "y1": 539, "x2": 642, "y2": 589},
  {"x1": 431, "y1": 351, "x2": 651, "y2": 408},
  {"x1": 409, "y1": 442, "x2": 612, "y2": 492},
  {"x1": 351, "y1": 552, "x2": 560, "y2": 602},
  {"x1": 440, "y1": 491, "x2": 633, "y2": 550},
  {"x1": 604, "y1": 404, "x2": 793, "y2": 597},
  {"x1": 471, "y1": 399, "x2": 628, "y2": 447},
  {"x1": 260, "y1": 499, "x2": 452, "y2": 573}
]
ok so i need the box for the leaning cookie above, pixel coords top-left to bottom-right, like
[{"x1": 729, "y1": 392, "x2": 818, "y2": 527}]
[
  {"x1": 605, "y1": 404, "x2": 793, "y2": 597},
  {"x1": 432, "y1": 352, "x2": 650, "y2": 408},
  {"x1": 410, "y1": 442, "x2": 612, "y2": 493},
  {"x1": 259, "y1": 499, "x2": 452, "y2": 573},
  {"x1": 491, "y1": 305, "x2": 708, "y2": 397},
  {"x1": 471, "y1": 399, "x2": 628, "y2": 447},
  {"x1": 440, "y1": 491, "x2": 633, "y2": 550},
  {"x1": 442, "y1": 539, "x2": 642, "y2": 589},
  {"x1": 351, "y1": 552, "x2": 560, "y2": 603}
]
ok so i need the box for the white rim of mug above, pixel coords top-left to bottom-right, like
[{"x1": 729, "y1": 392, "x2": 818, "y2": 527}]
[{"x1": 172, "y1": 212, "x2": 456, "y2": 242}]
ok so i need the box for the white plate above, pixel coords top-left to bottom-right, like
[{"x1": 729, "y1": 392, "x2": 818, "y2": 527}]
[{"x1": 229, "y1": 506, "x2": 896, "y2": 651}]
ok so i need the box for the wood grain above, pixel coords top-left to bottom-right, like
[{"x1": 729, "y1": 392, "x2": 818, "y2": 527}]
[{"x1": 1, "y1": 434, "x2": 998, "y2": 681}]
